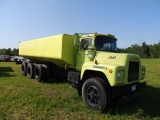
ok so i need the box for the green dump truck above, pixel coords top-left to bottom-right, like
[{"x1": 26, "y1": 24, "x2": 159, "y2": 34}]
[{"x1": 19, "y1": 33, "x2": 146, "y2": 111}]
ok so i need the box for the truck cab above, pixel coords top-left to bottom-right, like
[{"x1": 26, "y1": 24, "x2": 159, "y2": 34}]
[
  {"x1": 68, "y1": 33, "x2": 146, "y2": 110},
  {"x1": 75, "y1": 33, "x2": 118, "y2": 70}
]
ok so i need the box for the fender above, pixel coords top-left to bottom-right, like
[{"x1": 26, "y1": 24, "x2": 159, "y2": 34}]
[{"x1": 81, "y1": 62, "x2": 126, "y2": 86}]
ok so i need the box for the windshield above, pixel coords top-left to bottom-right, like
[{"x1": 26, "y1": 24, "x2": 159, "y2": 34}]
[{"x1": 95, "y1": 36, "x2": 117, "y2": 52}]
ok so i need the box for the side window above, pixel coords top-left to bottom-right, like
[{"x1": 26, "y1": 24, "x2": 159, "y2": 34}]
[{"x1": 81, "y1": 38, "x2": 92, "y2": 50}]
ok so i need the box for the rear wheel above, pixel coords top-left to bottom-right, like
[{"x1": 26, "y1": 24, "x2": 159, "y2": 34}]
[
  {"x1": 34, "y1": 64, "x2": 45, "y2": 82},
  {"x1": 27, "y1": 63, "x2": 35, "y2": 79},
  {"x1": 82, "y1": 77, "x2": 112, "y2": 111},
  {"x1": 21, "y1": 62, "x2": 28, "y2": 76}
]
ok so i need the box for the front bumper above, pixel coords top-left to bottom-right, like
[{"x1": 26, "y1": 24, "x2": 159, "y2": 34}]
[{"x1": 112, "y1": 82, "x2": 146, "y2": 98}]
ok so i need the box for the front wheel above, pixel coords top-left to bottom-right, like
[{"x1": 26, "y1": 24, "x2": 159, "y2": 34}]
[{"x1": 82, "y1": 77, "x2": 112, "y2": 111}]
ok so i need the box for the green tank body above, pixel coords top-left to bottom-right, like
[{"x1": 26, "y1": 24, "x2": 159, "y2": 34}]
[{"x1": 19, "y1": 34, "x2": 76, "y2": 67}]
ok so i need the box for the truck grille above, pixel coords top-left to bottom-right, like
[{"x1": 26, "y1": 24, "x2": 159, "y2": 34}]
[{"x1": 128, "y1": 61, "x2": 139, "y2": 82}]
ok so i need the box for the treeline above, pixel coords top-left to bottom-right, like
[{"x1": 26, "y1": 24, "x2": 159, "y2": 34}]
[
  {"x1": 118, "y1": 42, "x2": 160, "y2": 58},
  {"x1": 0, "y1": 48, "x2": 19, "y2": 56},
  {"x1": 1, "y1": 42, "x2": 160, "y2": 58}
]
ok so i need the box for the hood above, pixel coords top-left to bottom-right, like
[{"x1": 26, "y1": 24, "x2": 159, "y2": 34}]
[{"x1": 95, "y1": 52, "x2": 140, "y2": 66}]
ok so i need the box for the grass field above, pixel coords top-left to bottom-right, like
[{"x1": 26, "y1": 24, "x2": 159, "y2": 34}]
[{"x1": 0, "y1": 59, "x2": 160, "y2": 120}]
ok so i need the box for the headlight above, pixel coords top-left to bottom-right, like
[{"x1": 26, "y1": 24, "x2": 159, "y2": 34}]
[{"x1": 117, "y1": 70, "x2": 125, "y2": 80}]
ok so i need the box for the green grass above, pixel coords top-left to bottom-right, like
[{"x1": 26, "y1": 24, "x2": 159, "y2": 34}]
[{"x1": 0, "y1": 59, "x2": 160, "y2": 120}]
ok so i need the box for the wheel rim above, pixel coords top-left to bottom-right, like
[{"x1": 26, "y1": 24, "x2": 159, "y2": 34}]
[{"x1": 87, "y1": 86, "x2": 100, "y2": 105}]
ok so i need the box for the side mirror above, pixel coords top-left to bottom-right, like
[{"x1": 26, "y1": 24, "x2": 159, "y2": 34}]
[
  {"x1": 88, "y1": 46, "x2": 96, "y2": 61},
  {"x1": 74, "y1": 33, "x2": 79, "y2": 47}
]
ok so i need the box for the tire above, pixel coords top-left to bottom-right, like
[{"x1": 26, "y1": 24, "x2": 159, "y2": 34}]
[
  {"x1": 21, "y1": 62, "x2": 28, "y2": 76},
  {"x1": 82, "y1": 77, "x2": 112, "y2": 111},
  {"x1": 27, "y1": 63, "x2": 35, "y2": 79},
  {"x1": 34, "y1": 64, "x2": 45, "y2": 82}
]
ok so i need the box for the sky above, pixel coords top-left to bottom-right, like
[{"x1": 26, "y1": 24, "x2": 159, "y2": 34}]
[{"x1": 0, "y1": 0, "x2": 160, "y2": 49}]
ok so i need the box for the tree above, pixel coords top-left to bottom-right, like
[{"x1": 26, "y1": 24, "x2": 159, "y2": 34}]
[
  {"x1": 117, "y1": 48, "x2": 125, "y2": 53},
  {"x1": 11, "y1": 48, "x2": 19, "y2": 56},
  {"x1": 0, "y1": 49, "x2": 6, "y2": 55},
  {"x1": 5, "y1": 48, "x2": 12, "y2": 55},
  {"x1": 149, "y1": 43, "x2": 160, "y2": 58},
  {"x1": 140, "y1": 42, "x2": 150, "y2": 58},
  {"x1": 125, "y1": 44, "x2": 141, "y2": 56},
  {"x1": 118, "y1": 41, "x2": 160, "y2": 59},
  {"x1": 0, "y1": 48, "x2": 19, "y2": 56}
]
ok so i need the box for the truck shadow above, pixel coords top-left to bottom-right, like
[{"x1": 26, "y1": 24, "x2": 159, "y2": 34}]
[
  {"x1": 105, "y1": 85, "x2": 160, "y2": 119},
  {"x1": 0, "y1": 67, "x2": 15, "y2": 77}
]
